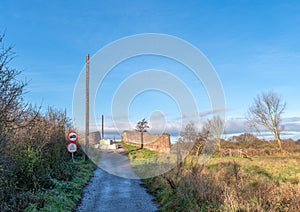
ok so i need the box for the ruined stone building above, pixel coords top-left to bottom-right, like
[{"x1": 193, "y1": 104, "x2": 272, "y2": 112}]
[{"x1": 122, "y1": 131, "x2": 171, "y2": 153}]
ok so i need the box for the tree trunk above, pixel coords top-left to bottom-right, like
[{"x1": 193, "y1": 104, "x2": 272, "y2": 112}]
[
  {"x1": 217, "y1": 140, "x2": 221, "y2": 151},
  {"x1": 276, "y1": 133, "x2": 282, "y2": 150},
  {"x1": 141, "y1": 131, "x2": 144, "y2": 149}
]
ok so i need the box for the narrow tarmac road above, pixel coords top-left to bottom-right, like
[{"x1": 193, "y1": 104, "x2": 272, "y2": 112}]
[{"x1": 76, "y1": 150, "x2": 158, "y2": 212}]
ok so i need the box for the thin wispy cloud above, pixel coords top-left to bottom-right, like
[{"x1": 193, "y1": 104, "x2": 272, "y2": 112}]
[
  {"x1": 198, "y1": 108, "x2": 233, "y2": 117},
  {"x1": 283, "y1": 117, "x2": 300, "y2": 123}
]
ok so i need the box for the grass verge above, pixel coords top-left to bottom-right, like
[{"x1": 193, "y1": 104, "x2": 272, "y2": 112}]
[
  {"x1": 122, "y1": 142, "x2": 158, "y2": 161},
  {"x1": 24, "y1": 158, "x2": 97, "y2": 212}
]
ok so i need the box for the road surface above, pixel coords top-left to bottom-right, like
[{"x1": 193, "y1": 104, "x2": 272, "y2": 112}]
[{"x1": 76, "y1": 150, "x2": 158, "y2": 212}]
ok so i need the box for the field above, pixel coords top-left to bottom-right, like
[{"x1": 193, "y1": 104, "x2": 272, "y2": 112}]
[
  {"x1": 209, "y1": 155, "x2": 300, "y2": 184},
  {"x1": 124, "y1": 140, "x2": 300, "y2": 211}
]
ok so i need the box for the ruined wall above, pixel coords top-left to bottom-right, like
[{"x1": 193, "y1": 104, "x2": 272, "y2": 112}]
[
  {"x1": 78, "y1": 131, "x2": 101, "y2": 145},
  {"x1": 122, "y1": 131, "x2": 170, "y2": 153}
]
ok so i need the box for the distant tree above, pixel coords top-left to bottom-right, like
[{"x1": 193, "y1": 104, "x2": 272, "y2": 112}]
[
  {"x1": 180, "y1": 122, "x2": 199, "y2": 142},
  {"x1": 202, "y1": 115, "x2": 224, "y2": 151},
  {"x1": 247, "y1": 91, "x2": 286, "y2": 150},
  {"x1": 135, "y1": 118, "x2": 149, "y2": 149}
]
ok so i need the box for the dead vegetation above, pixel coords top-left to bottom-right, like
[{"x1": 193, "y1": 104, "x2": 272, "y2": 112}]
[{"x1": 142, "y1": 135, "x2": 300, "y2": 211}]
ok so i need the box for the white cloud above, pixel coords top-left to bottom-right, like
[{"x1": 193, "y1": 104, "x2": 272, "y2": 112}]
[
  {"x1": 224, "y1": 117, "x2": 249, "y2": 134},
  {"x1": 224, "y1": 116, "x2": 300, "y2": 140},
  {"x1": 74, "y1": 115, "x2": 300, "y2": 141},
  {"x1": 283, "y1": 117, "x2": 300, "y2": 123},
  {"x1": 199, "y1": 108, "x2": 233, "y2": 117}
]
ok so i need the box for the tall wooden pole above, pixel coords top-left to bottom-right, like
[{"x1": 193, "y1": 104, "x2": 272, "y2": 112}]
[
  {"x1": 85, "y1": 54, "x2": 90, "y2": 161},
  {"x1": 102, "y1": 114, "x2": 104, "y2": 140}
]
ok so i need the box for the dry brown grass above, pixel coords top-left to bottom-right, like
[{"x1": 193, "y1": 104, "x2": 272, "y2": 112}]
[
  {"x1": 145, "y1": 157, "x2": 300, "y2": 211},
  {"x1": 220, "y1": 137, "x2": 300, "y2": 154},
  {"x1": 143, "y1": 139, "x2": 300, "y2": 211}
]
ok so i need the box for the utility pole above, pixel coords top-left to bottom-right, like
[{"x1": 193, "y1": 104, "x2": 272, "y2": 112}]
[
  {"x1": 102, "y1": 114, "x2": 104, "y2": 140},
  {"x1": 85, "y1": 54, "x2": 89, "y2": 161}
]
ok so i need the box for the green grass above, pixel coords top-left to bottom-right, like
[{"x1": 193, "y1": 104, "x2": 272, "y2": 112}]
[
  {"x1": 24, "y1": 158, "x2": 96, "y2": 212},
  {"x1": 122, "y1": 142, "x2": 140, "y2": 153},
  {"x1": 208, "y1": 155, "x2": 300, "y2": 184},
  {"x1": 122, "y1": 142, "x2": 158, "y2": 161},
  {"x1": 122, "y1": 142, "x2": 163, "y2": 179}
]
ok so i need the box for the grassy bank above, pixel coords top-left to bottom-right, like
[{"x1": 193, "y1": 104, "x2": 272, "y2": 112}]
[{"x1": 25, "y1": 157, "x2": 96, "y2": 211}]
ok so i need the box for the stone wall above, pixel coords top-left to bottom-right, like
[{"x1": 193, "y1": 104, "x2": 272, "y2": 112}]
[
  {"x1": 78, "y1": 131, "x2": 101, "y2": 145},
  {"x1": 122, "y1": 131, "x2": 171, "y2": 153}
]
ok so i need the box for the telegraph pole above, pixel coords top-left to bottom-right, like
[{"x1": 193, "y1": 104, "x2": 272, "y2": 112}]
[
  {"x1": 85, "y1": 54, "x2": 90, "y2": 161},
  {"x1": 102, "y1": 114, "x2": 104, "y2": 140}
]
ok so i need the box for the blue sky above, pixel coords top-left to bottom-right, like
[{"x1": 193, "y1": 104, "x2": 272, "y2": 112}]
[{"x1": 1, "y1": 0, "x2": 300, "y2": 139}]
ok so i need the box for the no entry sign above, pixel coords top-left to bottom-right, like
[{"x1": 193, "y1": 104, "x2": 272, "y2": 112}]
[
  {"x1": 67, "y1": 131, "x2": 78, "y2": 143},
  {"x1": 67, "y1": 142, "x2": 78, "y2": 153}
]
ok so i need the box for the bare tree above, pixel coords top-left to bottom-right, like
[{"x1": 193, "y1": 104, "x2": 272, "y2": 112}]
[
  {"x1": 180, "y1": 121, "x2": 199, "y2": 143},
  {"x1": 202, "y1": 115, "x2": 224, "y2": 151},
  {"x1": 247, "y1": 91, "x2": 286, "y2": 150},
  {"x1": 135, "y1": 118, "x2": 149, "y2": 149},
  {"x1": 0, "y1": 34, "x2": 38, "y2": 152}
]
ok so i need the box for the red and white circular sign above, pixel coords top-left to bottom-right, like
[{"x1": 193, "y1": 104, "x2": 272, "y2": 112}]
[
  {"x1": 67, "y1": 142, "x2": 78, "y2": 153},
  {"x1": 67, "y1": 131, "x2": 78, "y2": 143}
]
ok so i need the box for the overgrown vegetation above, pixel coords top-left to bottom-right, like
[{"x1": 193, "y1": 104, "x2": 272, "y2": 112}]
[
  {"x1": 140, "y1": 139, "x2": 300, "y2": 211},
  {"x1": 125, "y1": 127, "x2": 300, "y2": 211},
  {"x1": 144, "y1": 155, "x2": 300, "y2": 211},
  {"x1": 24, "y1": 158, "x2": 96, "y2": 211},
  {"x1": 0, "y1": 34, "x2": 96, "y2": 211}
]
